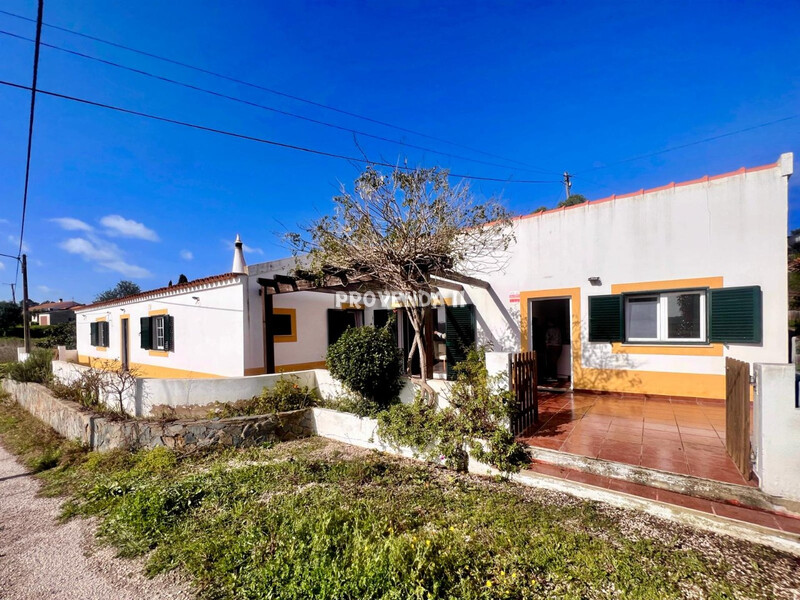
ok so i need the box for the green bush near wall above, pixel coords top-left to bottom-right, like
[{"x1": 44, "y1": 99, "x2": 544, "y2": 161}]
[{"x1": 326, "y1": 325, "x2": 403, "y2": 413}]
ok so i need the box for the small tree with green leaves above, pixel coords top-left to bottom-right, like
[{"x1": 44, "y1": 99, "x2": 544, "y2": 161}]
[
  {"x1": 0, "y1": 301, "x2": 22, "y2": 336},
  {"x1": 94, "y1": 280, "x2": 141, "y2": 303},
  {"x1": 557, "y1": 193, "x2": 587, "y2": 208},
  {"x1": 326, "y1": 325, "x2": 403, "y2": 414}
]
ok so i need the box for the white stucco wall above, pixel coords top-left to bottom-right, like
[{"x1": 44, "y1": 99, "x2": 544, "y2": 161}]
[
  {"x1": 753, "y1": 363, "x2": 800, "y2": 501},
  {"x1": 458, "y1": 154, "x2": 792, "y2": 397},
  {"x1": 75, "y1": 277, "x2": 247, "y2": 378}
]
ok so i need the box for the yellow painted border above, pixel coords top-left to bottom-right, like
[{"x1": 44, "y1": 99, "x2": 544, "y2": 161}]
[
  {"x1": 77, "y1": 354, "x2": 222, "y2": 379},
  {"x1": 149, "y1": 350, "x2": 169, "y2": 357},
  {"x1": 520, "y1": 286, "x2": 725, "y2": 399},
  {"x1": 275, "y1": 360, "x2": 326, "y2": 373},
  {"x1": 273, "y1": 307, "x2": 297, "y2": 343},
  {"x1": 120, "y1": 314, "x2": 130, "y2": 367},
  {"x1": 610, "y1": 276, "x2": 724, "y2": 357},
  {"x1": 94, "y1": 316, "x2": 108, "y2": 350},
  {"x1": 148, "y1": 308, "x2": 168, "y2": 316}
]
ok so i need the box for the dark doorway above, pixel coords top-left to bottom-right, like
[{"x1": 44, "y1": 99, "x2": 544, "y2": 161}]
[
  {"x1": 120, "y1": 317, "x2": 130, "y2": 371},
  {"x1": 528, "y1": 298, "x2": 571, "y2": 390}
]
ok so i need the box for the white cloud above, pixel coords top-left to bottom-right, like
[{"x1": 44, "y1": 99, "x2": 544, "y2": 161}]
[
  {"x1": 243, "y1": 243, "x2": 264, "y2": 255},
  {"x1": 50, "y1": 217, "x2": 93, "y2": 232},
  {"x1": 37, "y1": 285, "x2": 56, "y2": 295},
  {"x1": 0, "y1": 218, "x2": 9, "y2": 224},
  {"x1": 101, "y1": 215, "x2": 159, "y2": 242},
  {"x1": 180, "y1": 249, "x2": 193, "y2": 261},
  {"x1": 222, "y1": 239, "x2": 264, "y2": 256},
  {"x1": 0, "y1": 261, "x2": 5, "y2": 270},
  {"x1": 60, "y1": 237, "x2": 151, "y2": 278},
  {"x1": 7, "y1": 234, "x2": 30, "y2": 252}
]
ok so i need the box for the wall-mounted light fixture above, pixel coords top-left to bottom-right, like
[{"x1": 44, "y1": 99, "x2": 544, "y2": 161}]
[
  {"x1": 588, "y1": 276, "x2": 602, "y2": 286},
  {"x1": 192, "y1": 296, "x2": 200, "y2": 304}
]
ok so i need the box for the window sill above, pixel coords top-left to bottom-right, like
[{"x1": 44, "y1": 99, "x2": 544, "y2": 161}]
[
  {"x1": 93, "y1": 346, "x2": 108, "y2": 352},
  {"x1": 149, "y1": 350, "x2": 169, "y2": 357},
  {"x1": 611, "y1": 342, "x2": 723, "y2": 357}
]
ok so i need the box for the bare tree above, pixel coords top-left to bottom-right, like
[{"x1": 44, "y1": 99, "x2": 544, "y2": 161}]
[
  {"x1": 287, "y1": 165, "x2": 515, "y2": 390},
  {"x1": 95, "y1": 361, "x2": 142, "y2": 416}
]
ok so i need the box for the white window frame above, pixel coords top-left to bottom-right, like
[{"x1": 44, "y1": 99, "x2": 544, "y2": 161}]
[
  {"x1": 154, "y1": 316, "x2": 166, "y2": 350},
  {"x1": 625, "y1": 290, "x2": 706, "y2": 343}
]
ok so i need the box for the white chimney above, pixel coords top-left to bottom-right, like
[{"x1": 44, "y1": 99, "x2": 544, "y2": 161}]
[{"x1": 231, "y1": 234, "x2": 247, "y2": 274}]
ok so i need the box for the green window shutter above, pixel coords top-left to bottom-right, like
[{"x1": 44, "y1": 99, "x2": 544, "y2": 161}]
[
  {"x1": 90, "y1": 322, "x2": 98, "y2": 347},
  {"x1": 101, "y1": 322, "x2": 110, "y2": 347},
  {"x1": 140, "y1": 316, "x2": 152, "y2": 349},
  {"x1": 445, "y1": 305, "x2": 476, "y2": 380},
  {"x1": 165, "y1": 316, "x2": 175, "y2": 351},
  {"x1": 709, "y1": 286, "x2": 762, "y2": 344},
  {"x1": 588, "y1": 295, "x2": 623, "y2": 342}
]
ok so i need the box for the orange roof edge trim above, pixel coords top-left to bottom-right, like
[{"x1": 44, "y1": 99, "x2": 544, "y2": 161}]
[{"x1": 515, "y1": 159, "x2": 780, "y2": 223}]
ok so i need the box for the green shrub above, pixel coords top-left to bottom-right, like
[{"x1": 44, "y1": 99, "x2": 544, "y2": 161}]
[
  {"x1": 49, "y1": 368, "x2": 106, "y2": 411},
  {"x1": 5, "y1": 348, "x2": 53, "y2": 383},
  {"x1": 208, "y1": 376, "x2": 318, "y2": 418},
  {"x1": 36, "y1": 321, "x2": 77, "y2": 349},
  {"x1": 326, "y1": 325, "x2": 403, "y2": 412},
  {"x1": 378, "y1": 347, "x2": 528, "y2": 474}
]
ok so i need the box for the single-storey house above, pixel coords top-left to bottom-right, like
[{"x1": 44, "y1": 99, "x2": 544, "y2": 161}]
[
  {"x1": 30, "y1": 300, "x2": 82, "y2": 325},
  {"x1": 74, "y1": 153, "x2": 792, "y2": 400}
]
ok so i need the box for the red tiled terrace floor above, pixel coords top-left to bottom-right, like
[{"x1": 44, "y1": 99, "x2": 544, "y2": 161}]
[{"x1": 518, "y1": 391, "x2": 754, "y2": 486}]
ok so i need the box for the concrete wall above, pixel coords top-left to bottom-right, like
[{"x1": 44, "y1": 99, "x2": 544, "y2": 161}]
[
  {"x1": 75, "y1": 277, "x2": 246, "y2": 378},
  {"x1": 753, "y1": 363, "x2": 800, "y2": 501},
  {"x1": 459, "y1": 155, "x2": 792, "y2": 399}
]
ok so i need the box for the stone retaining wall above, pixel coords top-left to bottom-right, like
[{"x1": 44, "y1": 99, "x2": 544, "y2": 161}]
[{"x1": 1, "y1": 380, "x2": 315, "y2": 451}]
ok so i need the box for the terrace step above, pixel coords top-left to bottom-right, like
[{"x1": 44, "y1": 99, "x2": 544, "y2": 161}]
[{"x1": 525, "y1": 445, "x2": 800, "y2": 523}]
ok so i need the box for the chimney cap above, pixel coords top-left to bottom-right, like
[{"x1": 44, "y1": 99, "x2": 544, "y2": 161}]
[{"x1": 231, "y1": 235, "x2": 247, "y2": 274}]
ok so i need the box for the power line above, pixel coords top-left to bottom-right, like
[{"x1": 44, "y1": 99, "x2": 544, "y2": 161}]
[
  {"x1": 0, "y1": 252, "x2": 21, "y2": 261},
  {"x1": 577, "y1": 114, "x2": 800, "y2": 174},
  {"x1": 0, "y1": 29, "x2": 550, "y2": 175},
  {"x1": 0, "y1": 78, "x2": 559, "y2": 184},
  {"x1": 0, "y1": 8, "x2": 557, "y2": 175},
  {"x1": 14, "y1": 0, "x2": 42, "y2": 288}
]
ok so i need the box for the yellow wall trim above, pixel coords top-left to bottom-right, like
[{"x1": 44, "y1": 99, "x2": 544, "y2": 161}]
[
  {"x1": 611, "y1": 343, "x2": 723, "y2": 357},
  {"x1": 148, "y1": 308, "x2": 169, "y2": 316},
  {"x1": 77, "y1": 354, "x2": 222, "y2": 379},
  {"x1": 272, "y1": 307, "x2": 297, "y2": 343},
  {"x1": 610, "y1": 276, "x2": 723, "y2": 294},
  {"x1": 275, "y1": 361, "x2": 326, "y2": 373},
  {"x1": 95, "y1": 316, "x2": 107, "y2": 322},
  {"x1": 148, "y1": 350, "x2": 169, "y2": 357},
  {"x1": 575, "y1": 369, "x2": 725, "y2": 400}
]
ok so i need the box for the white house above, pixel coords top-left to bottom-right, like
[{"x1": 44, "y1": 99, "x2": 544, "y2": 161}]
[{"x1": 75, "y1": 153, "x2": 792, "y2": 401}]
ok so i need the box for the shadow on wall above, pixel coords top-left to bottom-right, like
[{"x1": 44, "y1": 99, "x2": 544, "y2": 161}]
[
  {"x1": 467, "y1": 287, "x2": 521, "y2": 353},
  {"x1": 574, "y1": 340, "x2": 643, "y2": 394}
]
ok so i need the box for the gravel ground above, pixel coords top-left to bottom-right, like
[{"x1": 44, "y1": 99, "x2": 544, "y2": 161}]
[{"x1": 0, "y1": 445, "x2": 192, "y2": 600}]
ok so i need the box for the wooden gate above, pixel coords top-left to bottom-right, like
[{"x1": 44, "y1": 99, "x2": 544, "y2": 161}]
[
  {"x1": 509, "y1": 351, "x2": 538, "y2": 435},
  {"x1": 725, "y1": 357, "x2": 752, "y2": 478}
]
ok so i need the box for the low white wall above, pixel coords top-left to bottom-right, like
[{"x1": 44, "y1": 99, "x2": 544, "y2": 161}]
[
  {"x1": 753, "y1": 363, "x2": 800, "y2": 501},
  {"x1": 57, "y1": 346, "x2": 79, "y2": 362},
  {"x1": 140, "y1": 370, "x2": 317, "y2": 415},
  {"x1": 311, "y1": 407, "x2": 422, "y2": 460},
  {"x1": 52, "y1": 360, "x2": 138, "y2": 415},
  {"x1": 312, "y1": 369, "x2": 418, "y2": 405}
]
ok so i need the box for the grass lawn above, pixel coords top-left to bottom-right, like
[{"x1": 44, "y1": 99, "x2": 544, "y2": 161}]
[{"x1": 0, "y1": 395, "x2": 798, "y2": 599}]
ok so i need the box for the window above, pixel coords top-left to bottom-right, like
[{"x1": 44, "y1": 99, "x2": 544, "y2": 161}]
[
  {"x1": 589, "y1": 286, "x2": 762, "y2": 344},
  {"x1": 624, "y1": 291, "x2": 705, "y2": 343},
  {"x1": 272, "y1": 308, "x2": 297, "y2": 343},
  {"x1": 90, "y1": 321, "x2": 110, "y2": 348},
  {"x1": 140, "y1": 314, "x2": 174, "y2": 351},
  {"x1": 154, "y1": 316, "x2": 167, "y2": 350}
]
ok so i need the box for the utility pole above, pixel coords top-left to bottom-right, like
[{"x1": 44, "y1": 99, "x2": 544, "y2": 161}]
[
  {"x1": 562, "y1": 171, "x2": 572, "y2": 200},
  {"x1": 9, "y1": 283, "x2": 16, "y2": 305},
  {"x1": 22, "y1": 254, "x2": 30, "y2": 353}
]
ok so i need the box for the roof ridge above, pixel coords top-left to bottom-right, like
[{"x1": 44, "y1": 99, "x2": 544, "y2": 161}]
[{"x1": 76, "y1": 272, "x2": 239, "y2": 311}]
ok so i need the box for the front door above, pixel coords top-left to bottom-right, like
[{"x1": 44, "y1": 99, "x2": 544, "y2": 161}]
[{"x1": 121, "y1": 317, "x2": 130, "y2": 371}]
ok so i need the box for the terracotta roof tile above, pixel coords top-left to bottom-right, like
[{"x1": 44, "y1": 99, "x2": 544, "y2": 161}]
[{"x1": 76, "y1": 273, "x2": 240, "y2": 311}]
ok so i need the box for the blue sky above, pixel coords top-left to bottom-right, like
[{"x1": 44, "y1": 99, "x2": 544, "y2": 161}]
[{"x1": 0, "y1": 1, "x2": 798, "y2": 303}]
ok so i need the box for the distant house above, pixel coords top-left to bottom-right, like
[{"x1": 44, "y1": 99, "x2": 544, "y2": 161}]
[{"x1": 30, "y1": 300, "x2": 82, "y2": 326}]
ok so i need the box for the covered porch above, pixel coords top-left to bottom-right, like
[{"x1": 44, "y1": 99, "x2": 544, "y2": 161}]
[{"x1": 517, "y1": 391, "x2": 752, "y2": 486}]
